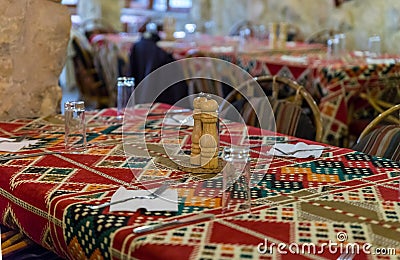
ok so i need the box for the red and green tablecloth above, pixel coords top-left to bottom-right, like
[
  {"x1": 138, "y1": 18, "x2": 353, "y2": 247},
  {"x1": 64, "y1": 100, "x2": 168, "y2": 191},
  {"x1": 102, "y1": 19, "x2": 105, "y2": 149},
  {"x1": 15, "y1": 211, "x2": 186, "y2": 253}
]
[
  {"x1": 225, "y1": 54, "x2": 400, "y2": 145},
  {"x1": 0, "y1": 105, "x2": 398, "y2": 259},
  {"x1": 162, "y1": 38, "x2": 400, "y2": 145},
  {"x1": 91, "y1": 33, "x2": 399, "y2": 145}
]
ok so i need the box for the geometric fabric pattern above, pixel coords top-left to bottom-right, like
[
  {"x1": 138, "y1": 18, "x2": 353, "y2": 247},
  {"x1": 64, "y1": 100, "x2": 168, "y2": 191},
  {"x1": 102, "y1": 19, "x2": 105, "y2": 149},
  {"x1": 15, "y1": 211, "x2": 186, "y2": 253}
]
[
  {"x1": 109, "y1": 37, "x2": 400, "y2": 145},
  {"x1": 167, "y1": 45, "x2": 400, "y2": 146},
  {"x1": 0, "y1": 106, "x2": 399, "y2": 259}
]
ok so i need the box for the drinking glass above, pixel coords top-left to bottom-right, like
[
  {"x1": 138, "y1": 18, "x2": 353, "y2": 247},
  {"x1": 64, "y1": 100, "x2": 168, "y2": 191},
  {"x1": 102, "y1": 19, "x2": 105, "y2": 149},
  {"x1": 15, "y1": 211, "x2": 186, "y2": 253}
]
[
  {"x1": 204, "y1": 20, "x2": 216, "y2": 35},
  {"x1": 146, "y1": 22, "x2": 158, "y2": 34},
  {"x1": 239, "y1": 25, "x2": 253, "y2": 51},
  {"x1": 334, "y1": 33, "x2": 346, "y2": 55},
  {"x1": 222, "y1": 147, "x2": 251, "y2": 215},
  {"x1": 116, "y1": 77, "x2": 135, "y2": 119},
  {"x1": 185, "y1": 23, "x2": 197, "y2": 34},
  {"x1": 368, "y1": 35, "x2": 381, "y2": 57},
  {"x1": 327, "y1": 37, "x2": 340, "y2": 59},
  {"x1": 254, "y1": 24, "x2": 267, "y2": 41},
  {"x1": 64, "y1": 101, "x2": 86, "y2": 153},
  {"x1": 184, "y1": 23, "x2": 197, "y2": 43}
]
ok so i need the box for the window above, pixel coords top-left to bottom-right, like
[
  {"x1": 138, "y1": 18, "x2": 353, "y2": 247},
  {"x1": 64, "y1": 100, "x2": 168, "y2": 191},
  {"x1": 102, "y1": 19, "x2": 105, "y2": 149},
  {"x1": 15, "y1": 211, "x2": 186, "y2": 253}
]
[
  {"x1": 63, "y1": 0, "x2": 192, "y2": 12},
  {"x1": 61, "y1": 0, "x2": 192, "y2": 32},
  {"x1": 61, "y1": 0, "x2": 78, "y2": 5},
  {"x1": 129, "y1": 0, "x2": 192, "y2": 12},
  {"x1": 170, "y1": 0, "x2": 192, "y2": 9}
]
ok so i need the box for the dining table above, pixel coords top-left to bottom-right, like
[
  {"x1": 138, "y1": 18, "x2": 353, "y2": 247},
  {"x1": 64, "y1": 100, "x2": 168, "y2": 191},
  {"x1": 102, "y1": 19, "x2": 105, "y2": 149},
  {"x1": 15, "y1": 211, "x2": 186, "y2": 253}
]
[
  {"x1": 164, "y1": 41, "x2": 400, "y2": 146},
  {"x1": 235, "y1": 52, "x2": 400, "y2": 146},
  {"x1": 0, "y1": 103, "x2": 399, "y2": 259},
  {"x1": 88, "y1": 32, "x2": 326, "y2": 94},
  {"x1": 89, "y1": 32, "x2": 400, "y2": 146}
]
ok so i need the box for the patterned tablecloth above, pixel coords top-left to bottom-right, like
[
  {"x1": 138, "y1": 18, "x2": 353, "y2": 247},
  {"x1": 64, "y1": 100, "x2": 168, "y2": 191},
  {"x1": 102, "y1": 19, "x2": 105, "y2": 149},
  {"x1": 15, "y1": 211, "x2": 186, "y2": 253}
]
[
  {"x1": 0, "y1": 104, "x2": 399, "y2": 259},
  {"x1": 237, "y1": 55, "x2": 400, "y2": 144},
  {"x1": 314, "y1": 58, "x2": 400, "y2": 145},
  {"x1": 89, "y1": 33, "x2": 399, "y2": 145}
]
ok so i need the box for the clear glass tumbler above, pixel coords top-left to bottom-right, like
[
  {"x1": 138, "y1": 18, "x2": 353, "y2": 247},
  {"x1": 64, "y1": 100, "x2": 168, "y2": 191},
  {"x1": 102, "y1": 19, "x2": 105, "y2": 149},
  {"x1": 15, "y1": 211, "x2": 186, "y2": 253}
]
[
  {"x1": 327, "y1": 37, "x2": 340, "y2": 59},
  {"x1": 334, "y1": 33, "x2": 346, "y2": 55},
  {"x1": 368, "y1": 35, "x2": 381, "y2": 57},
  {"x1": 64, "y1": 101, "x2": 86, "y2": 153},
  {"x1": 117, "y1": 77, "x2": 135, "y2": 119},
  {"x1": 222, "y1": 147, "x2": 251, "y2": 215},
  {"x1": 184, "y1": 23, "x2": 197, "y2": 43}
]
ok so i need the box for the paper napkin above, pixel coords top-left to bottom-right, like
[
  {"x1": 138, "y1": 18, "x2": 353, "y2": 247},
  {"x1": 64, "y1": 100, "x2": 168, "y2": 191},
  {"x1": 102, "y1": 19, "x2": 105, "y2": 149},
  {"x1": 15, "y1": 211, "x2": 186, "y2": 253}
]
[
  {"x1": 366, "y1": 58, "x2": 396, "y2": 64},
  {"x1": 109, "y1": 186, "x2": 179, "y2": 212},
  {"x1": 267, "y1": 142, "x2": 326, "y2": 158},
  {"x1": 163, "y1": 115, "x2": 194, "y2": 126},
  {"x1": 280, "y1": 55, "x2": 308, "y2": 63},
  {"x1": 0, "y1": 138, "x2": 15, "y2": 142},
  {"x1": 156, "y1": 41, "x2": 176, "y2": 48},
  {"x1": 0, "y1": 140, "x2": 40, "y2": 152},
  {"x1": 210, "y1": 46, "x2": 235, "y2": 53}
]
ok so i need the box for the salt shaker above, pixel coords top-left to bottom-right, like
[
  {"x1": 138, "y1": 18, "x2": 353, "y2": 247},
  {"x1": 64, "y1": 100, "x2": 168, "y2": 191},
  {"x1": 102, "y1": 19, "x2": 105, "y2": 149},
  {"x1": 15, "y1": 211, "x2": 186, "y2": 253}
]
[{"x1": 269, "y1": 23, "x2": 278, "y2": 49}]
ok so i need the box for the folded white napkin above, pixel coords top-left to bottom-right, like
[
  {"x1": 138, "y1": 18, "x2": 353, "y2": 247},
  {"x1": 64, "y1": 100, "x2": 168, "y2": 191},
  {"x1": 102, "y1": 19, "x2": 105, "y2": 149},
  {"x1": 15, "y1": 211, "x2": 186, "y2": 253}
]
[
  {"x1": 0, "y1": 138, "x2": 15, "y2": 142},
  {"x1": 0, "y1": 140, "x2": 39, "y2": 152},
  {"x1": 163, "y1": 115, "x2": 194, "y2": 126},
  {"x1": 366, "y1": 57, "x2": 396, "y2": 64},
  {"x1": 267, "y1": 142, "x2": 326, "y2": 158},
  {"x1": 157, "y1": 41, "x2": 176, "y2": 48},
  {"x1": 286, "y1": 41, "x2": 296, "y2": 47},
  {"x1": 280, "y1": 55, "x2": 307, "y2": 63},
  {"x1": 109, "y1": 186, "x2": 178, "y2": 212},
  {"x1": 211, "y1": 46, "x2": 235, "y2": 53}
]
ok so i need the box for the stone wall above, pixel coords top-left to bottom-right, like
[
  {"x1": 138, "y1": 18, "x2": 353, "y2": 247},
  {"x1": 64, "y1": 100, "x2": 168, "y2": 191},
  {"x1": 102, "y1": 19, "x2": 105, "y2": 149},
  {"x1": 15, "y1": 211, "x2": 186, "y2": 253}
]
[
  {"x1": 77, "y1": 0, "x2": 124, "y2": 32},
  {"x1": 191, "y1": 0, "x2": 400, "y2": 53},
  {"x1": 191, "y1": 0, "x2": 333, "y2": 39},
  {"x1": 327, "y1": 0, "x2": 400, "y2": 53},
  {"x1": 0, "y1": 0, "x2": 71, "y2": 120}
]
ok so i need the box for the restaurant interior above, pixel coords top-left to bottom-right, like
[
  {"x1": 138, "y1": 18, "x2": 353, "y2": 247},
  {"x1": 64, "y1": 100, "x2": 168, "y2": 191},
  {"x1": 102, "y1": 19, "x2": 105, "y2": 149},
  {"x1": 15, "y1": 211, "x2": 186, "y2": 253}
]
[{"x1": 0, "y1": 0, "x2": 399, "y2": 259}]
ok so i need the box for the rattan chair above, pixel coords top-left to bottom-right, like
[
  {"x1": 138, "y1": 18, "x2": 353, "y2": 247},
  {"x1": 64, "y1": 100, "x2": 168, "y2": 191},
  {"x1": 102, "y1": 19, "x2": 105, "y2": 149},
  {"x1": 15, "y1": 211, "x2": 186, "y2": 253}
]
[
  {"x1": 222, "y1": 75, "x2": 323, "y2": 142},
  {"x1": 0, "y1": 224, "x2": 62, "y2": 259},
  {"x1": 286, "y1": 23, "x2": 303, "y2": 42},
  {"x1": 353, "y1": 104, "x2": 400, "y2": 161},
  {"x1": 347, "y1": 76, "x2": 400, "y2": 145},
  {"x1": 359, "y1": 77, "x2": 400, "y2": 123},
  {"x1": 183, "y1": 51, "x2": 236, "y2": 99},
  {"x1": 228, "y1": 20, "x2": 254, "y2": 36},
  {"x1": 305, "y1": 28, "x2": 338, "y2": 44},
  {"x1": 357, "y1": 104, "x2": 400, "y2": 141}
]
